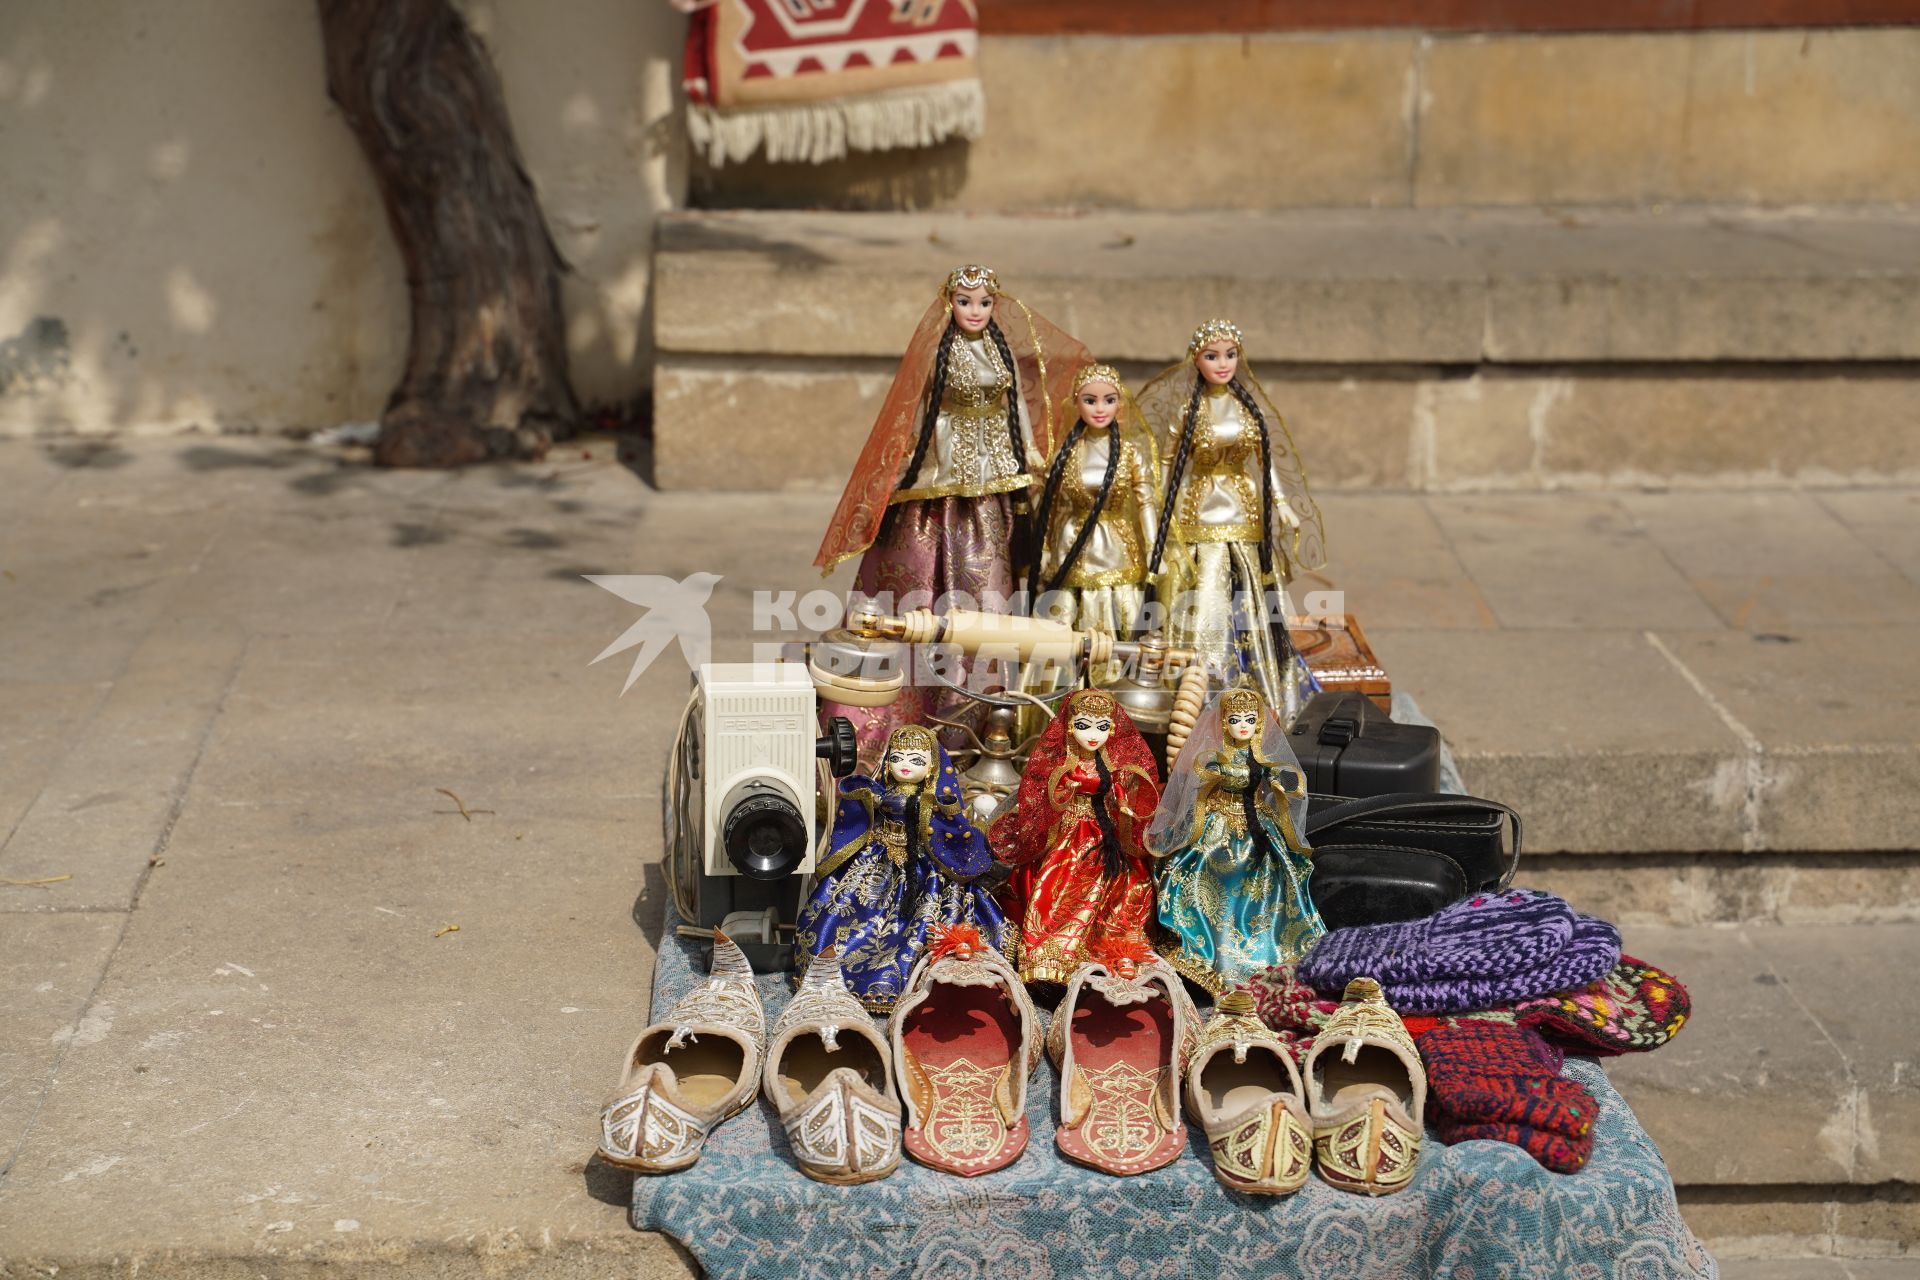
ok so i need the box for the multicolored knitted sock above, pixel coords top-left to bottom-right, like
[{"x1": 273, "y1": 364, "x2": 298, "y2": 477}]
[
  {"x1": 1446, "y1": 1119, "x2": 1594, "y2": 1174},
  {"x1": 1241, "y1": 965, "x2": 1339, "y2": 1043},
  {"x1": 1512, "y1": 955, "x2": 1690, "y2": 1056},
  {"x1": 1419, "y1": 1018, "x2": 1597, "y2": 1174}
]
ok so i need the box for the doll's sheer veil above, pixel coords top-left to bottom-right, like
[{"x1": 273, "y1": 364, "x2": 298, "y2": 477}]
[
  {"x1": 1135, "y1": 318, "x2": 1327, "y2": 575},
  {"x1": 1144, "y1": 685, "x2": 1310, "y2": 855},
  {"x1": 813, "y1": 265, "x2": 1090, "y2": 575}
]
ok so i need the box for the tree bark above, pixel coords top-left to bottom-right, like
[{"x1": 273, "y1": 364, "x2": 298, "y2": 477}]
[{"x1": 318, "y1": 0, "x2": 579, "y2": 466}]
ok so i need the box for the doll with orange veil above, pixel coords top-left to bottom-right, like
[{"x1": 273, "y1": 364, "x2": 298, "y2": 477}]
[
  {"x1": 814, "y1": 265, "x2": 1088, "y2": 766},
  {"x1": 987, "y1": 688, "x2": 1161, "y2": 987}
]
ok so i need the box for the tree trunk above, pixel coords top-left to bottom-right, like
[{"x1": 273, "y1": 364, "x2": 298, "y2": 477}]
[{"x1": 318, "y1": 0, "x2": 579, "y2": 466}]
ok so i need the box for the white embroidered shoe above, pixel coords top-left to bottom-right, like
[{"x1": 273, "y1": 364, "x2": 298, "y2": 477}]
[
  {"x1": 889, "y1": 924, "x2": 1042, "y2": 1176},
  {"x1": 1186, "y1": 990, "x2": 1312, "y2": 1195},
  {"x1": 599, "y1": 929, "x2": 766, "y2": 1174},
  {"x1": 764, "y1": 947, "x2": 903, "y2": 1184}
]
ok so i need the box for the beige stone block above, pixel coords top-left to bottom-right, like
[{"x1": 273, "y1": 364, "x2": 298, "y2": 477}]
[
  {"x1": 1417, "y1": 34, "x2": 1691, "y2": 206},
  {"x1": 653, "y1": 358, "x2": 1420, "y2": 493},
  {"x1": 1539, "y1": 375, "x2": 1920, "y2": 486},
  {"x1": 1677, "y1": 1193, "x2": 1830, "y2": 1258},
  {"x1": 1677, "y1": 30, "x2": 1920, "y2": 206},
  {"x1": 1313, "y1": 493, "x2": 1496, "y2": 631},
  {"x1": 1418, "y1": 30, "x2": 1920, "y2": 207},
  {"x1": 1626, "y1": 494, "x2": 1920, "y2": 630},
  {"x1": 1427, "y1": 493, "x2": 1725, "y2": 630},
  {"x1": 696, "y1": 35, "x2": 1418, "y2": 213},
  {"x1": 654, "y1": 358, "x2": 892, "y2": 490},
  {"x1": 1368, "y1": 628, "x2": 1749, "y2": 853},
  {"x1": 962, "y1": 36, "x2": 1416, "y2": 211}
]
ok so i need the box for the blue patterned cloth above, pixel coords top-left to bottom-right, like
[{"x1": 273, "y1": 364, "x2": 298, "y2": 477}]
[
  {"x1": 632, "y1": 695, "x2": 1713, "y2": 1278},
  {"x1": 631, "y1": 919, "x2": 1713, "y2": 1280}
]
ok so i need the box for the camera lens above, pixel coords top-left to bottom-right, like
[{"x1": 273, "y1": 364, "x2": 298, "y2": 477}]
[{"x1": 719, "y1": 777, "x2": 807, "y2": 881}]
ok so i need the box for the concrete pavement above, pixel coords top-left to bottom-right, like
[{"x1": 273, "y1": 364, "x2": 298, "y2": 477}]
[{"x1": 0, "y1": 434, "x2": 1915, "y2": 1273}]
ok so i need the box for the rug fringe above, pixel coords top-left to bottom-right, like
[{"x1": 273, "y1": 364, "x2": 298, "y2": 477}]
[{"x1": 690, "y1": 78, "x2": 985, "y2": 167}]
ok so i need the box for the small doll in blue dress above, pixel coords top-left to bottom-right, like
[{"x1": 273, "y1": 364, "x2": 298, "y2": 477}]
[
  {"x1": 1145, "y1": 685, "x2": 1325, "y2": 994},
  {"x1": 796, "y1": 723, "x2": 1010, "y2": 1013}
]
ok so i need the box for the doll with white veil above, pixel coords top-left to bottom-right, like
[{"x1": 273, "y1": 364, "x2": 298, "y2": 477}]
[
  {"x1": 1138, "y1": 320, "x2": 1326, "y2": 721},
  {"x1": 1145, "y1": 685, "x2": 1325, "y2": 993}
]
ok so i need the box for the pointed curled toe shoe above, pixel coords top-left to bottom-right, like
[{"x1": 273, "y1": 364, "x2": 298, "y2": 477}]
[
  {"x1": 598, "y1": 929, "x2": 766, "y2": 1174},
  {"x1": 889, "y1": 924, "x2": 1041, "y2": 1177},
  {"x1": 764, "y1": 947, "x2": 902, "y2": 1184},
  {"x1": 1048, "y1": 941, "x2": 1198, "y2": 1177},
  {"x1": 1304, "y1": 976, "x2": 1427, "y2": 1196},
  {"x1": 1186, "y1": 990, "x2": 1313, "y2": 1196}
]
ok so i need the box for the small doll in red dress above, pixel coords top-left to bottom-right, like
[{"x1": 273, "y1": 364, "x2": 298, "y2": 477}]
[{"x1": 988, "y1": 688, "x2": 1162, "y2": 987}]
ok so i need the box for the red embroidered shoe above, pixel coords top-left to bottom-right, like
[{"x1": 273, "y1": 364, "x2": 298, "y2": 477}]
[
  {"x1": 889, "y1": 924, "x2": 1042, "y2": 1176},
  {"x1": 1047, "y1": 940, "x2": 1198, "y2": 1177}
]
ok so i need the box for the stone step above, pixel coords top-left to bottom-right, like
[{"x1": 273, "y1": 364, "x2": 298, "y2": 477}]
[
  {"x1": 1607, "y1": 922, "x2": 1920, "y2": 1264},
  {"x1": 652, "y1": 206, "x2": 1920, "y2": 491}
]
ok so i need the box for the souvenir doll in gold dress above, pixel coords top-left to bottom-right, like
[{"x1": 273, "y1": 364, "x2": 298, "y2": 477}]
[
  {"x1": 1145, "y1": 686, "x2": 1325, "y2": 994},
  {"x1": 1027, "y1": 364, "x2": 1160, "y2": 679},
  {"x1": 815, "y1": 266, "x2": 1088, "y2": 765},
  {"x1": 1139, "y1": 320, "x2": 1326, "y2": 721},
  {"x1": 988, "y1": 689, "x2": 1161, "y2": 986}
]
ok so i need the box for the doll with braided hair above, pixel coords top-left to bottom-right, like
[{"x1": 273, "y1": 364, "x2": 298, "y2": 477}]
[
  {"x1": 1026, "y1": 363, "x2": 1161, "y2": 679},
  {"x1": 1138, "y1": 320, "x2": 1327, "y2": 721},
  {"x1": 815, "y1": 266, "x2": 1088, "y2": 767}
]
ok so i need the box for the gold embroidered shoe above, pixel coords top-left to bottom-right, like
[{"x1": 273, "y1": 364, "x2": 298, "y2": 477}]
[
  {"x1": 598, "y1": 929, "x2": 766, "y2": 1174},
  {"x1": 889, "y1": 924, "x2": 1042, "y2": 1177},
  {"x1": 1303, "y1": 976, "x2": 1426, "y2": 1196},
  {"x1": 1048, "y1": 941, "x2": 1199, "y2": 1176},
  {"x1": 764, "y1": 947, "x2": 903, "y2": 1184},
  {"x1": 1185, "y1": 990, "x2": 1312, "y2": 1195}
]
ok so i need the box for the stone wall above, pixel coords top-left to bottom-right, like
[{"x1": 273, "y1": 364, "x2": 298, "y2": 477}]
[
  {"x1": 694, "y1": 28, "x2": 1920, "y2": 211},
  {"x1": 0, "y1": 0, "x2": 683, "y2": 438}
]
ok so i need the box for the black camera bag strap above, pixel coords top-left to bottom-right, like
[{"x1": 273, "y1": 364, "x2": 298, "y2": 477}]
[{"x1": 1305, "y1": 792, "x2": 1522, "y2": 893}]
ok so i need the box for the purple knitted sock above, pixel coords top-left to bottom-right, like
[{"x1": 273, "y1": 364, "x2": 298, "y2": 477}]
[
  {"x1": 1300, "y1": 889, "x2": 1575, "y2": 990},
  {"x1": 1386, "y1": 912, "x2": 1623, "y2": 1014}
]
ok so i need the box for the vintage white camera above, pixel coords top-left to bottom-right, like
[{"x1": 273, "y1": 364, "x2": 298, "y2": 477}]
[
  {"x1": 665, "y1": 662, "x2": 858, "y2": 967},
  {"x1": 695, "y1": 662, "x2": 820, "y2": 882}
]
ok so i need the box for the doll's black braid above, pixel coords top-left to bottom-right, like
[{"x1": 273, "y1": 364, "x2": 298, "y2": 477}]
[
  {"x1": 1147, "y1": 374, "x2": 1207, "y2": 576},
  {"x1": 1031, "y1": 420, "x2": 1123, "y2": 602},
  {"x1": 986, "y1": 318, "x2": 1023, "y2": 469},
  {"x1": 1227, "y1": 377, "x2": 1277, "y2": 582},
  {"x1": 1090, "y1": 751, "x2": 1128, "y2": 880},
  {"x1": 1227, "y1": 376, "x2": 1302, "y2": 670},
  {"x1": 1028, "y1": 418, "x2": 1082, "y2": 603},
  {"x1": 898, "y1": 317, "x2": 959, "y2": 494}
]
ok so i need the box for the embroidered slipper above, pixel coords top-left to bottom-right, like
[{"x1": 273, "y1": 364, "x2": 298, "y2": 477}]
[
  {"x1": 1048, "y1": 941, "x2": 1197, "y2": 1177},
  {"x1": 763, "y1": 947, "x2": 902, "y2": 1184},
  {"x1": 1303, "y1": 977, "x2": 1427, "y2": 1196},
  {"x1": 890, "y1": 924, "x2": 1041, "y2": 1177},
  {"x1": 1185, "y1": 990, "x2": 1313, "y2": 1195},
  {"x1": 598, "y1": 929, "x2": 765, "y2": 1174}
]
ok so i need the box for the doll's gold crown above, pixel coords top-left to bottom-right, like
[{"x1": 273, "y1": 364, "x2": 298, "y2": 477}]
[
  {"x1": 1219, "y1": 687, "x2": 1264, "y2": 716},
  {"x1": 944, "y1": 264, "x2": 1000, "y2": 296},
  {"x1": 1070, "y1": 363, "x2": 1125, "y2": 397},
  {"x1": 888, "y1": 724, "x2": 939, "y2": 753},
  {"x1": 1070, "y1": 689, "x2": 1117, "y2": 716},
  {"x1": 1187, "y1": 318, "x2": 1244, "y2": 358}
]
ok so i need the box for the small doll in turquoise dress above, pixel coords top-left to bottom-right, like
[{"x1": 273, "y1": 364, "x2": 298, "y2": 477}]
[
  {"x1": 796, "y1": 723, "x2": 1010, "y2": 1013},
  {"x1": 1145, "y1": 685, "x2": 1325, "y2": 994}
]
